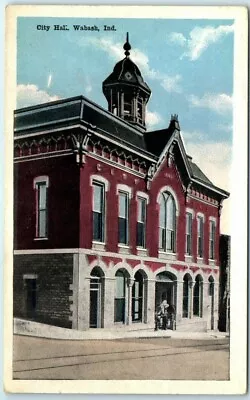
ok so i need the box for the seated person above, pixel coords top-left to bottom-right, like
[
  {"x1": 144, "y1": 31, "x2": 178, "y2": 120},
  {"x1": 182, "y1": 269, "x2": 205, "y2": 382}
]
[{"x1": 160, "y1": 299, "x2": 169, "y2": 330}]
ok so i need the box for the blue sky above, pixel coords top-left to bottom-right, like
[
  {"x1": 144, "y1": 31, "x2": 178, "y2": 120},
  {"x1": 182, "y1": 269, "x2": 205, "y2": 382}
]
[{"x1": 16, "y1": 17, "x2": 234, "y2": 233}]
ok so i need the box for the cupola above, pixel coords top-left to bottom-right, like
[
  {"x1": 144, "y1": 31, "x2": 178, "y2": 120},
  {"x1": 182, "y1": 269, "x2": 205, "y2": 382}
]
[{"x1": 102, "y1": 33, "x2": 151, "y2": 131}]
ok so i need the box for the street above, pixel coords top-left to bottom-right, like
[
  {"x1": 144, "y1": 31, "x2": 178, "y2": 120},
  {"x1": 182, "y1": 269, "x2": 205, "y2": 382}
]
[{"x1": 13, "y1": 335, "x2": 229, "y2": 380}]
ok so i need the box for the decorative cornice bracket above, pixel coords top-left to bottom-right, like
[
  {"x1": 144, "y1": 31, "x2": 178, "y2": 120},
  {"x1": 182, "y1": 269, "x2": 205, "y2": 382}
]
[{"x1": 71, "y1": 132, "x2": 91, "y2": 166}]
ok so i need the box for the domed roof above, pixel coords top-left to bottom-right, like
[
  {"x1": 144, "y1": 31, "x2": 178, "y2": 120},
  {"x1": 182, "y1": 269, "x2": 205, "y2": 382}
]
[{"x1": 103, "y1": 34, "x2": 151, "y2": 95}]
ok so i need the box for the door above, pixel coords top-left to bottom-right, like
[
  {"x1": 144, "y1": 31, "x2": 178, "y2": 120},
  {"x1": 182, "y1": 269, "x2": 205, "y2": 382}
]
[
  {"x1": 155, "y1": 281, "x2": 175, "y2": 307},
  {"x1": 26, "y1": 278, "x2": 37, "y2": 319},
  {"x1": 89, "y1": 277, "x2": 101, "y2": 328}
]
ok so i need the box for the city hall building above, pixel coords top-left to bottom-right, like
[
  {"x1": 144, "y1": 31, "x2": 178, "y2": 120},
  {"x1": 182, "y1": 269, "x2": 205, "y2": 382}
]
[{"x1": 13, "y1": 36, "x2": 229, "y2": 332}]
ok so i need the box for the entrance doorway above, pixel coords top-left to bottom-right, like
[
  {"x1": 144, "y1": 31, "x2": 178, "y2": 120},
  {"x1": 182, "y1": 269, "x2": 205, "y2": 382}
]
[
  {"x1": 89, "y1": 267, "x2": 103, "y2": 328},
  {"x1": 155, "y1": 272, "x2": 177, "y2": 330},
  {"x1": 155, "y1": 272, "x2": 177, "y2": 308}
]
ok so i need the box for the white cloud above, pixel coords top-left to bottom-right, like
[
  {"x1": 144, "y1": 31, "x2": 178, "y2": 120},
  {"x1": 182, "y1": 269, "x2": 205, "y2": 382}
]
[
  {"x1": 217, "y1": 123, "x2": 233, "y2": 133},
  {"x1": 189, "y1": 93, "x2": 233, "y2": 115},
  {"x1": 146, "y1": 111, "x2": 162, "y2": 128},
  {"x1": 47, "y1": 73, "x2": 52, "y2": 88},
  {"x1": 161, "y1": 74, "x2": 182, "y2": 93},
  {"x1": 181, "y1": 130, "x2": 206, "y2": 142},
  {"x1": 17, "y1": 84, "x2": 60, "y2": 108},
  {"x1": 168, "y1": 24, "x2": 234, "y2": 61},
  {"x1": 79, "y1": 37, "x2": 181, "y2": 93},
  {"x1": 84, "y1": 76, "x2": 92, "y2": 95},
  {"x1": 169, "y1": 32, "x2": 186, "y2": 47},
  {"x1": 183, "y1": 135, "x2": 231, "y2": 234}
]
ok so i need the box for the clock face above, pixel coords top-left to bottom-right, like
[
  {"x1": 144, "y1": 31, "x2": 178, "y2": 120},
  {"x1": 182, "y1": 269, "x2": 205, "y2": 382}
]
[{"x1": 124, "y1": 71, "x2": 133, "y2": 81}]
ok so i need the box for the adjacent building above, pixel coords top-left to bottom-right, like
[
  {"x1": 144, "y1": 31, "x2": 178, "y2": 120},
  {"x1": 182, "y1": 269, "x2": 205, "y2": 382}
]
[
  {"x1": 218, "y1": 234, "x2": 231, "y2": 332},
  {"x1": 13, "y1": 35, "x2": 229, "y2": 332}
]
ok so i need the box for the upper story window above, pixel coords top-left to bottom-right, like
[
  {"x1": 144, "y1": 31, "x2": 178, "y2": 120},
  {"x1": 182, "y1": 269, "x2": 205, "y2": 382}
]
[
  {"x1": 91, "y1": 175, "x2": 109, "y2": 243},
  {"x1": 197, "y1": 215, "x2": 204, "y2": 258},
  {"x1": 209, "y1": 219, "x2": 216, "y2": 260},
  {"x1": 92, "y1": 182, "x2": 105, "y2": 242},
  {"x1": 118, "y1": 191, "x2": 129, "y2": 245},
  {"x1": 186, "y1": 212, "x2": 193, "y2": 255},
  {"x1": 34, "y1": 176, "x2": 49, "y2": 239},
  {"x1": 136, "y1": 197, "x2": 146, "y2": 248},
  {"x1": 159, "y1": 192, "x2": 176, "y2": 252}
]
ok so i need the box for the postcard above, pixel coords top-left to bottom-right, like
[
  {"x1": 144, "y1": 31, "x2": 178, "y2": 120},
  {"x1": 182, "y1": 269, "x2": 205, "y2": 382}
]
[{"x1": 4, "y1": 4, "x2": 248, "y2": 395}]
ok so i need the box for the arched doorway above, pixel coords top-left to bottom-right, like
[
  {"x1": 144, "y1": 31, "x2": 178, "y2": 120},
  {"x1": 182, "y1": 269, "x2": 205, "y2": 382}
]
[
  {"x1": 89, "y1": 266, "x2": 104, "y2": 328},
  {"x1": 155, "y1": 271, "x2": 177, "y2": 309},
  {"x1": 132, "y1": 270, "x2": 144, "y2": 323},
  {"x1": 209, "y1": 276, "x2": 215, "y2": 330},
  {"x1": 183, "y1": 273, "x2": 192, "y2": 318},
  {"x1": 114, "y1": 269, "x2": 129, "y2": 323},
  {"x1": 193, "y1": 275, "x2": 203, "y2": 317}
]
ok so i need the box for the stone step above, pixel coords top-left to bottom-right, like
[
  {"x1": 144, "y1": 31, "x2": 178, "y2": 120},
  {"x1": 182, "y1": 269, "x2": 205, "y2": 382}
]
[{"x1": 176, "y1": 319, "x2": 207, "y2": 332}]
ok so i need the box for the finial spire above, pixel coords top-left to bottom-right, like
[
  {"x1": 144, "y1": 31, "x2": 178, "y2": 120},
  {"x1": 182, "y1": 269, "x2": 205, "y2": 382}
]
[{"x1": 123, "y1": 32, "x2": 131, "y2": 57}]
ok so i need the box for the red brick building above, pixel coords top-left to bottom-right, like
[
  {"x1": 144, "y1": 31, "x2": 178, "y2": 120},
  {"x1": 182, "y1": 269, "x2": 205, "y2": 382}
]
[{"x1": 14, "y1": 36, "x2": 229, "y2": 332}]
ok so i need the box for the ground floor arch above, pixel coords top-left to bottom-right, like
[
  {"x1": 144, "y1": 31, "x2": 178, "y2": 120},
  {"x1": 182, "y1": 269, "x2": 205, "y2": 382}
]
[
  {"x1": 114, "y1": 268, "x2": 130, "y2": 324},
  {"x1": 89, "y1": 266, "x2": 105, "y2": 328},
  {"x1": 155, "y1": 271, "x2": 177, "y2": 309},
  {"x1": 193, "y1": 274, "x2": 203, "y2": 317},
  {"x1": 132, "y1": 270, "x2": 144, "y2": 322},
  {"x1": 182, "y1": 273, "x2": 192, "y2": 318}
]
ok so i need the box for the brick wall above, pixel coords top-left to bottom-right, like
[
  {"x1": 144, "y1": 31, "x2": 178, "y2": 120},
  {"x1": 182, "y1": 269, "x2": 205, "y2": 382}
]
[{"x1": 14, "y1": 253, "x2": 73, "y2": 328}]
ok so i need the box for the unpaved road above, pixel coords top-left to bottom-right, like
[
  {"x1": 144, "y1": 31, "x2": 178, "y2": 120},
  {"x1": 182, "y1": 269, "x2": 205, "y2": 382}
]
[{"x1": 13, "y1": 335, "x2": 229, "y2": 380}]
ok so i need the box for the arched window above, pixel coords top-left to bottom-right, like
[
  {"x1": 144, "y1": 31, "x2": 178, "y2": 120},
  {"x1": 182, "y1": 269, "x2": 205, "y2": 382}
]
[
  {"x1": 114, "y1": 270, "x2": 127, "y2": 323},
  {"x1": 208, "y1": 276, "x2": 215, "y2": 296},
  {"x1": 159, "y1": 193, "x2": 176, "y2": 252},
  {"x1": 89, "y1": 267, "x2": 104, "y2": 328},
  {"x1": 183, "y1": 274, "x2": 192, "y2": 318},
  {"x1": 193, "y1": 275, "x2": 203, "y2": 317},
  {"x1": 132, "y1": 271, "x2": 144, "y2": 322}
]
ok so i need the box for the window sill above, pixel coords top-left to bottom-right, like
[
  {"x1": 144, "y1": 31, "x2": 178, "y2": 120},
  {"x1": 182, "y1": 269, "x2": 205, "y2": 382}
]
[
  {"x1": 158, "y1": 251, "x2": 177, "y2": 261},
  {"x1": 118, "y1": 244, "x2": 131, "y2": 255},
  {"x1": 92, "y1": 241, "x2": 106, "y2": 251},
  {"x1": 208, "y1": 259, "x2": 216, "y2": 266},
  {"x1": 136, "y1": 247, "x2": 148, "y2": 257},
  {"x1": 34, "y1": 237, "x2": 48, "y2": 241},
  {"x1": 197, "y1": 257, "x2": 204, "y2": 265},
  {"x1": 184, "y1": 254, "x2": 193, "y2": 263}
]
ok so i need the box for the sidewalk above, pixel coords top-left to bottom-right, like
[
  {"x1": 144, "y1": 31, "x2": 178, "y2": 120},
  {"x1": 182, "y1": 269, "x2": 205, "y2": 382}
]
[{"x1": 14, "y1": 318, "x2": 229, "y2": 341}]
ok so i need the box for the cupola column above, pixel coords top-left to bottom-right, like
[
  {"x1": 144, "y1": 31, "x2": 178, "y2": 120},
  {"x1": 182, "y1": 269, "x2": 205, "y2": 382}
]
[{"x1": 120, "y1": 90, "x2": 124, "y2": 119}]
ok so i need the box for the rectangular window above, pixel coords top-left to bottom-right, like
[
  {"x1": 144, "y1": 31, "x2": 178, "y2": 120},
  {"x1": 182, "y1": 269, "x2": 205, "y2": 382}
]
[
  {"x1": 209, "y1": 220, "x2": 216, "y2": 259},
  {"x1": 118, "y1": 192, "x2": 129, "y2": 245},
  {"x1": 93, "y1": 182, "x2": 105, "y2": 242},
  {"x1": 197, "y1": 216, "x2": 204, "y2": 257},
  {"x1": 186, "y1": 212, "x2": 192, "y2": 255},
  {"x1": 136, "y1": 197, "x2": 146, "y2": 248},
  {"x1": 36, "y1": 182, "x2": 48, "y2": 238}
]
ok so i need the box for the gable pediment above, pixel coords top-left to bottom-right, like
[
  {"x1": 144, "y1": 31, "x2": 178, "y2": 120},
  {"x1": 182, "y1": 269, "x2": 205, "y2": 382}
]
[{"x1": 146, "y1": 129, "x2": 229, "y2": 200}]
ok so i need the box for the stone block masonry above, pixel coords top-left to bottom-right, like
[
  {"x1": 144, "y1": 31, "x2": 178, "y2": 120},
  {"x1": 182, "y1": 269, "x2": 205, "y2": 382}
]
[{"x1": 14, "y1": 254, "x2": 73, "y2": 328}]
